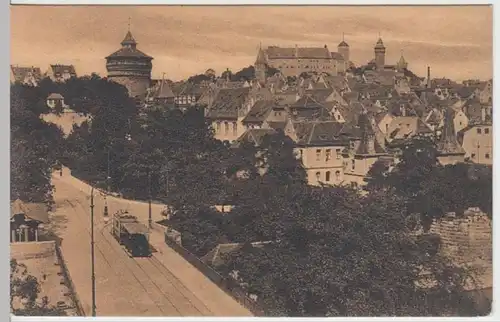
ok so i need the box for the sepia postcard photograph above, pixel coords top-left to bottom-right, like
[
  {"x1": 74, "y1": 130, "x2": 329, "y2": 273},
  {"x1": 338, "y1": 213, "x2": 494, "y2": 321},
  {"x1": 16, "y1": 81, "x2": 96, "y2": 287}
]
[{"x1": 9, "y1": 3, "x2": 493, "y2": 318}]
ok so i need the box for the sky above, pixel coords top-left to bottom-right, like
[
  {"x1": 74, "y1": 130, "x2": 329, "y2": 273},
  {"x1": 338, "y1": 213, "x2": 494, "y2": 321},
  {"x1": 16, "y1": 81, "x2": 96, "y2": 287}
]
[{"x1": 11, "y1": 5, "x2": 493, "y2": 82}]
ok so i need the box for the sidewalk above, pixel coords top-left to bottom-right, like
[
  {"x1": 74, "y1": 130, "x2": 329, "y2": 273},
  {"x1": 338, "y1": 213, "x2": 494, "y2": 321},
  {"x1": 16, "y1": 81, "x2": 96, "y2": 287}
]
[{"x1": 148, "y1": 229, "x2": 252, "y2": 317}]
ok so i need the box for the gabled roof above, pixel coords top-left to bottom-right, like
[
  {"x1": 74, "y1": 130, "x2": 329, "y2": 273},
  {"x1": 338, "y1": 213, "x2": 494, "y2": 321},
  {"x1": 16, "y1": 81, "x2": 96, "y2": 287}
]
[
  {"x1": 50, "y1": 64, "x2": 77, "y2": 76},
  {"x1": 266, "y1": 121, "x2": 287, "y2": 131},
  {"x1": 265, "y1": 46, "x2": 332, "y2": 59},
  {"x1": 11, "y1": 66, "x2": 42, "y2": 82},
  {"x1": 237, "y1": 128, "x2": 276, "y2": 146},
  {"x1": 242, "y1": 100, "x2": 275, "y2": 124},
  {"x1": 304, "y1": 88, "x2": 334, "y2": 103},
  {"x1": 206, "y1": 87, "x2": 251, "y2": 119},
  {"x1": 387, "y1": 116, "x2": 433, "y2": 141},
  {"x1": 292, "y1": 121, "x2": 346, "y2": 146},
  {"x1": 290, "y1": 95, "x2": 333, "y2": 121},
  {"x1": 322, "y1": 75, "x2": 348, "y2": 91},
  {"x1": 11, "y1": 199, "x2": 49, "y2": 223}
]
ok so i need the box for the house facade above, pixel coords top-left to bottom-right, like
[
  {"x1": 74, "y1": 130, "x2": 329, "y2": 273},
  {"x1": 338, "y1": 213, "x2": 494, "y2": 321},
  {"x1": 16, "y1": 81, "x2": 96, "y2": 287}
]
[
  {"x1": 45, "y1": 64, "x2": 77, "y2": 83},
  {"x1": 284, "y1": 120, "x2": 347, "y2": 186}
]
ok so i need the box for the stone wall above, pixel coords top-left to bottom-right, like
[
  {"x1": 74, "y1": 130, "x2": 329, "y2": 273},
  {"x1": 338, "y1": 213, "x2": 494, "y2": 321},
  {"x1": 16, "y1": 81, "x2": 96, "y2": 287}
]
[
  {"x1": 11, "y1": 240, "x2": 57, "y2": 261},
  {"x1": 429, "y1": 207, "x2": 492, "y2": 264}
]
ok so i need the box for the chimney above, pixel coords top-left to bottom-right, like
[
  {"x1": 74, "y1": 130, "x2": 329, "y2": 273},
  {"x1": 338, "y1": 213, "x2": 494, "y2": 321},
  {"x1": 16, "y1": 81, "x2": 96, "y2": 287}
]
[{"x1": 427, "y1": 66, "x2": 431, "y2": 88}]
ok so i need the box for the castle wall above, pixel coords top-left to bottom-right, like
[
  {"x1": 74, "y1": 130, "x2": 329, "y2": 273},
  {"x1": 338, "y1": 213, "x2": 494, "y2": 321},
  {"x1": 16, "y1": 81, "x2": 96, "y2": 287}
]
[{"x1": 108, "y1": 76, "x2": 151, "y2": 98}]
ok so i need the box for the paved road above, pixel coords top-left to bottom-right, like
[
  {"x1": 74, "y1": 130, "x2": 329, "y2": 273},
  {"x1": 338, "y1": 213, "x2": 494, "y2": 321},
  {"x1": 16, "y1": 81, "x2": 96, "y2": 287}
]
[{"x1": 51, "y1": 168, "x2": 252, "y2": 317}]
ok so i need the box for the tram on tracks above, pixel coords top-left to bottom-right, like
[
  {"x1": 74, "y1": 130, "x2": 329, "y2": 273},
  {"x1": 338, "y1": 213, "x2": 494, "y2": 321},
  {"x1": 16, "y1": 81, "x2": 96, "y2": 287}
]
[{"x1": 111, "y1": 211, "x2": 151, "y2": 257}]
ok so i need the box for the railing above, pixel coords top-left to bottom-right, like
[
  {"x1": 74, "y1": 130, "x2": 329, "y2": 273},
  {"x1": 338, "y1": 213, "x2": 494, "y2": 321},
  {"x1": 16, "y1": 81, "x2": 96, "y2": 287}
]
[
  {"x1": 54, "y1": 242, "x2": 85, "y2": 316},
  {"x1": 163, "y1": 233, "x2": 266, "y2": 316}
]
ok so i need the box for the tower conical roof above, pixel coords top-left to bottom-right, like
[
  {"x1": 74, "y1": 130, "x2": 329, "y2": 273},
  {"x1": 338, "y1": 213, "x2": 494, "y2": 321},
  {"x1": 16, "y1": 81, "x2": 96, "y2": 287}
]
[
  {"x1": 437, "y1": 107, "x2": 466, "y2": 155},
  {"x1": 156, "y1": 79, "x2": 175, "y2": 99},
  {"x1": 121, "y1": 31, "x2": 137, "y2": 46},
  {"x1": 338, "y1": 40, "x2": 349, "y2": 48},
  {"x1": 355, "y1": 112, "x2": 386, "y2": 155},
  {"x1": 375, "y1": 38, "x2": 385, "y2": 49},
  {"x1": 255, "y1": 47, "x2": 267, "y2": 65}
]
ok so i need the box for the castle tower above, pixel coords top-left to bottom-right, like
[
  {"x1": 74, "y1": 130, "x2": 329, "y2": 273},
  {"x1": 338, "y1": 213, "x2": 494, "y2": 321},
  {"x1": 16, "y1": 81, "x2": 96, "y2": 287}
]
[
  {"x1": 436, "y1": 107, "x2": 466, "y2": 165},
  {"x1": 396, "y1": 50, "x2": 408, "y2": 72},
  {"x1": 105, "y1": 25, "x2": 153, "y2": 99},
  {"x1": 337, "y1": 33, "x2": 350, "y2": 64},
  {"x1": 254, "y1": 43, "x2": 267, "y2": 85},
  {"x1": 374, "y1": 37, "x2": 386, "y2": 70}
]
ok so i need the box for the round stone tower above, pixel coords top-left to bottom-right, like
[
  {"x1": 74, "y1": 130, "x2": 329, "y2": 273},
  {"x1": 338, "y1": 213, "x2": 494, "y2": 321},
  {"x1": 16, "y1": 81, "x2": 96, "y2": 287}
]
[{"x1": 105, "y1": 29, "x2": 153, "y2": 98}]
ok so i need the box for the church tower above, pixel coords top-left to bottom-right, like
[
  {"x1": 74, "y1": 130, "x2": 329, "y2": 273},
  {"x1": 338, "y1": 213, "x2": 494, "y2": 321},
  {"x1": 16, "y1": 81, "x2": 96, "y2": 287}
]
[
  {"x1": 105, "y1": 23, "x2": 153, "y2": 99},
  {"x1": 396, "y1": 50, "x2": 408, "y2": 72},
  {"x1": 337, "y1": 33, "x2": 350, "y2": 65},
  {"x1": 254, "y1": 44, "x2": 267, "y2": 85},
  {"x1": 374, "y1": 37, "x2": 386, "y2": 70},
  {"x1": 436, "y1": 107, "x2": 466, "y2": 165}
]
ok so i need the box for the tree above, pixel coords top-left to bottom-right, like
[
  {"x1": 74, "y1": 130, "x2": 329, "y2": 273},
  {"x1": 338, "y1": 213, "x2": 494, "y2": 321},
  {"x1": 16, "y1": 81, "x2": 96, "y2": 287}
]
[
  {"x1": 265, "y1": 65, "x2": 281, "y2": 78},
  {"x1": 218, "y1": 187, "x2": 481, "y2": 316},
  {"x1": 187, "y1": 74, "x2": 212, "y2": 84},
  {"x1": 365, "y1": 137, "x2": 492, "y2": 228},
  {"x1": 10, "y1": 259, "x2": 67, "y2": 316},
  {"x1": 11, "y1": 84, "x2": 65, "y2": 205},
  {"x1": 232, "y1": 66, "x2": 255, "y2": 81}
]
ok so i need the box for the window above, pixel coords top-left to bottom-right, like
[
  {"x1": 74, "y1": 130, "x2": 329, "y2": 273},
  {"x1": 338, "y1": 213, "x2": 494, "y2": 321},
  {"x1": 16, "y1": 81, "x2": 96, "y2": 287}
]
[
  {"x1": 274, "y1": 111, "x2": 278, "y2": 116},
  {"x1": 216, "y1": 122, "x2": 221, "y2": 133},
  {"x1": 477, "y1": 128, "x2": 482, "y2": 134},
  {"x1": 351, "y1": 159, "x2": 355, "y2": 170},
  {"x1": 233, "y1": 122, "x2": 237, "y2": 136},
  {"x1": 335, "y1": 171, "x2": 341, "y2": 181},
  {"x1": 316, "y1": 149, "x2": 321, "y2": 161},
  {"x1": 224, "y1": 122, "x2": 229, "y2": 134},
  {"x1": 485, "y1": 153, "x2": 490, "y2": 159},
  {"x1": 485, "y1": 128, "x2": 490, "y2": 134},
  {"x1": 337, "y1": 114, "x2": 341, "y2": 121},
  {"x1": 336, "y1": 149, "x2": 341, "y2": 159},
  {"x1": 325, "y1": 171, "x2": 331, "y2": 182},
  {"x1": 325, "y1": 149, "x2": 331, "y2": 161},
  {"x1": 385, "y1": 124, "x2": 389, "y2": 132},
  {"x1": 299, "y1": 149, "x2": 304, "y2": 160},
  {"x1": 471, "y1": 153, "x2": 476, "y2": 159},
  {"x1": 315, "y1": 172, "x2": 321, "y2": 181}
]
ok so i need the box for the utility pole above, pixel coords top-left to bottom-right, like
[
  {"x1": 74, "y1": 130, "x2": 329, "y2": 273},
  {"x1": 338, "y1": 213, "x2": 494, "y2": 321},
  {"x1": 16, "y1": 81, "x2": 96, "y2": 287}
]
[
  {"x1": 148, "y1": 170, "x2": 152, "y2": 229},
  {"x1": 90, "y1": 187, "x2": 96, "y2": 317},
  {"x1": 104, "y1": 150, "x2": 110, "y2": 218}
]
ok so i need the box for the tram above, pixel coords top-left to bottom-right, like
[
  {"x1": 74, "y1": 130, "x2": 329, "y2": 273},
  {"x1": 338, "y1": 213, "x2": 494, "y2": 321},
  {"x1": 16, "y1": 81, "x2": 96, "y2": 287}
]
[{"x1": 111, "y1": 211, "x2": 151, "y2": 257}]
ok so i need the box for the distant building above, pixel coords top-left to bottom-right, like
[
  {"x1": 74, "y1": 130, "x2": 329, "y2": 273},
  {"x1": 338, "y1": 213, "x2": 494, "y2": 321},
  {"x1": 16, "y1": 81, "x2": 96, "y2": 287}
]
[
  {"x1": 206, "y1": 86, "x2": 273, "y2": 142},
  {"x1": 284, "y1": 120, "x2": 348, "y2": 186},
  {"x1": 458, "y1": 104, "x2": 492, "y2": 166},
  {"x1": 343, "y1": 112, "x2": 390, "y2": 186},
  {"x1": 46, "y1": 93, "x2": 67, "y2": 110},
  {"x1": 105, "y1": 29, "x2": 153, "y2": 99},
  {"x1": 436, "y1": 107, "x2": 466, "y2": 165},
  {"x1": 45, "y1": 64, "x2": 77, "y2": 82},
  {"x1": 10, "y1": 65, "x2": 42, "y2": 86},
  {"x1": 253, "y1": 43, "x2": 346, "y2": 79}
]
